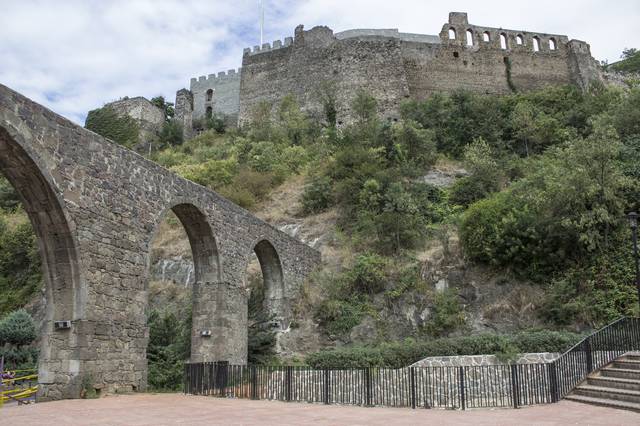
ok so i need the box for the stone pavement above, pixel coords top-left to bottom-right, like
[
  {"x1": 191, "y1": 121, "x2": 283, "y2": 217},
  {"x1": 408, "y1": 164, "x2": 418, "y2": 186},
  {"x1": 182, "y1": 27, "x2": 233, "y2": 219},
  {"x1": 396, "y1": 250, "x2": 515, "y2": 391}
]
[{"x1": 2, "y1": 393, "x2": 638, "y2": 425}]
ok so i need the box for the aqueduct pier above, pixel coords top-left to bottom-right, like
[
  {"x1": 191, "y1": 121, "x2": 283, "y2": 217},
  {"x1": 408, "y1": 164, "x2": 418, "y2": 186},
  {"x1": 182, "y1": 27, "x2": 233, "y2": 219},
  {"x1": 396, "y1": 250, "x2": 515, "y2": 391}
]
[{"x1": 0, "y1": 84, "x2": 320, "y2": 400}]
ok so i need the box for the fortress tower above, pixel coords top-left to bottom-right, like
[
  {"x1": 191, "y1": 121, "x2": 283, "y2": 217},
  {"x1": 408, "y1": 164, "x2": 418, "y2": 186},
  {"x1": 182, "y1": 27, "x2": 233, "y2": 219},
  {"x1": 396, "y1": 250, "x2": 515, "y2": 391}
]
[{"x1": 177, "y1": 12, "x2": 602, "y2": 135}]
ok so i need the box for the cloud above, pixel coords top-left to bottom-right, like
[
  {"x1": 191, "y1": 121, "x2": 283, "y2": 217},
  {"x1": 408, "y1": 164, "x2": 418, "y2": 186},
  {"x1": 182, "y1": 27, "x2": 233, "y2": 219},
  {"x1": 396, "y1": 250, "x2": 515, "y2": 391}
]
[{"x1": 1, "y1": 0, "x2": 638, "y2": 124}]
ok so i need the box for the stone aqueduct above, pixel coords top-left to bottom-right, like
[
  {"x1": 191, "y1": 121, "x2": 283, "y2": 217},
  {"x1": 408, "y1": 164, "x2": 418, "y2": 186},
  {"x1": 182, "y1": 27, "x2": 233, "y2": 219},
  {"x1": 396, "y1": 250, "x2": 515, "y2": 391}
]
[{"x1": 0, "y1": 84, "x2": 321, "y2": 400}]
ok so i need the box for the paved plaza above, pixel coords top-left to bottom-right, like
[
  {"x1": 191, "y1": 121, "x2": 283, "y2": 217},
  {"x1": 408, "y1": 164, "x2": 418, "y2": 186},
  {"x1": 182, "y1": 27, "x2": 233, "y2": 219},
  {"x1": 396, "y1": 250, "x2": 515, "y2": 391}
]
[{"x1": 3, "y1": 393, "x2": 638, "y2": 425}]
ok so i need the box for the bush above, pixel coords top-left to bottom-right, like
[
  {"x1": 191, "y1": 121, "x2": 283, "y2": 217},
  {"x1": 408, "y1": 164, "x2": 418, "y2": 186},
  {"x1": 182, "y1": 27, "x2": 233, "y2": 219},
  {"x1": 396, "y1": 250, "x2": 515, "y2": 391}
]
[
  {"x1": 301, "y1": 176, "x2": 333, "y2": 214},
  {"x1": 305, "y1": 330, "x2": 582, "y2": 368},
  {"x1": 0, "y1": 309, "x2": 36, "y2": 346},
  {"x1": 423, "y1": 289, "x2": 466, "y2": 337},
  {"x1": 314, "y1": 299, "x2": 367, "y2": 336},
  {"x1": 159, "y1": 120, "x2": 184, "y2": 146},
  {"x1": 345, "y1": 253, "x2": 386, "y2": 295}
]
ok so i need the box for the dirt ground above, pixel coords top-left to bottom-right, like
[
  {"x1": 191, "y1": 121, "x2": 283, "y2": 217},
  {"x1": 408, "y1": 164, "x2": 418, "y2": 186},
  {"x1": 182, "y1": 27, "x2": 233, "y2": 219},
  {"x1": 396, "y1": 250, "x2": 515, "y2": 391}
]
[{"x1": 2, "y1": 393, "x2": 638, "y2": 425}]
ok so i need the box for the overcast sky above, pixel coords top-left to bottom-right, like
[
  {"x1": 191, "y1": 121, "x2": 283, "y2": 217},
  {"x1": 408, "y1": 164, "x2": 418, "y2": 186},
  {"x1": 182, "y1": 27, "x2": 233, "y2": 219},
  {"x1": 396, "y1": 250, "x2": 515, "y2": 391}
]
[{"x1": 1, "y1": 0, "x2": 638, "y2": 125}]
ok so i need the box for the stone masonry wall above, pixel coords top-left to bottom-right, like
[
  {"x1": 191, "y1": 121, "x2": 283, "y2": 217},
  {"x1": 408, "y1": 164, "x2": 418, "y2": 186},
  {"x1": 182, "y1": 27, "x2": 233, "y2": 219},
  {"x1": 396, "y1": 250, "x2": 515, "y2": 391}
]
[
  {"x1": 236, "y1": 12, "x2": 601, "y2": 126},
  {"x1": 0, "y1": 84, "x2": 320, "y2": 399}
]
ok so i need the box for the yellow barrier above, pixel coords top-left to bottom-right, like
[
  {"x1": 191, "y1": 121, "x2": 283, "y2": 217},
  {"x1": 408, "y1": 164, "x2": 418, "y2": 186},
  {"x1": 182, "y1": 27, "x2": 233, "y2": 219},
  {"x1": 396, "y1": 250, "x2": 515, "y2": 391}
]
[{"x1": 0, "y1": 372, "x2": 38, "y2": 407}]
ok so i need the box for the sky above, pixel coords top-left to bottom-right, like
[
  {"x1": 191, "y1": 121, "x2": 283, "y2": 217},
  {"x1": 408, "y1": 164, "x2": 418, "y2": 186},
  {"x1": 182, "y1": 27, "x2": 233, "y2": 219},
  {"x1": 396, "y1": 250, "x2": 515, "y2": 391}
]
[{"x1": 1, "y1": 0, "x2": 638, "y2": 125}]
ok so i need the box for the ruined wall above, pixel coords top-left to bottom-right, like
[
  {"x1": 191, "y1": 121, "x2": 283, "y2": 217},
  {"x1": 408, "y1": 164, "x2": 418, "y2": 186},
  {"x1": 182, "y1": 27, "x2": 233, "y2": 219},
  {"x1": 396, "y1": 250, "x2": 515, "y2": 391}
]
[
  {"x1": 104, "y1": 97, "x2": 164, "y2": 143},
  {"x1": 0, "y1": 84, "x2": 320, "y2": 399},
  {"x1": 174, "y1": 89, "x2": 194, "y2": 141},
  {"x1": 190, "y1": 69, "x2": 241, "y2": 123}
]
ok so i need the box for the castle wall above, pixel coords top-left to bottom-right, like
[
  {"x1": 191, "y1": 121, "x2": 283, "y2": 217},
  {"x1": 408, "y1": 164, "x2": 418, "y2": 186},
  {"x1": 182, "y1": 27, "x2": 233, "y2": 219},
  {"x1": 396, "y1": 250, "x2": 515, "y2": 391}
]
[
  {"x1": 190, "y1": 69, "x2": 241, "y2": 123},
  {"x1": 237, "y1": 13, "x2": 601, "y2": 126},
  {"x1": 239, "y1": 26, "x2": 410, "y2": 125}
]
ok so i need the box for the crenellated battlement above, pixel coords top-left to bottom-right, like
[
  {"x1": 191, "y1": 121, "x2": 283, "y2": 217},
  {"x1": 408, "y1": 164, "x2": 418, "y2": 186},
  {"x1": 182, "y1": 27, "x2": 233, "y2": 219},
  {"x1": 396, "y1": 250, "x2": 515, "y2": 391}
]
[
  {"x1": 190, "y1": 68, "x2": 242, "y2": 87},
  {"x1": 243, "y1": 36, "x2": 294, "y2": 56}
]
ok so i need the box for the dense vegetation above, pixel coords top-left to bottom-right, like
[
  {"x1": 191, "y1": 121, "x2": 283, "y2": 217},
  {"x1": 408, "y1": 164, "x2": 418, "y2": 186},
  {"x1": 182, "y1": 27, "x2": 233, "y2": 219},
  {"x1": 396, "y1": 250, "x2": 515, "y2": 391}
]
[{"x1": 0, "y1": 178, "x2": 41, "y2": 316}]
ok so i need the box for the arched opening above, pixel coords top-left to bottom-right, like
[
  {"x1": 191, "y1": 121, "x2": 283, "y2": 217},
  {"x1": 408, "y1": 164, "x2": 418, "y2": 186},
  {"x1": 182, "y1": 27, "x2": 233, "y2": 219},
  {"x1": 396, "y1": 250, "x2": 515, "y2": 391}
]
[
  {"x1": 205, "y1": 106, "x2": 213, "y2": 119},
  {"x1": 245, "y1": 239, "x2": 284, "y2": 362},
  {"x1": 500, "y1": 33, "x2": 508, "y2": 50},
  {"x1": 483, "y1": 31, "x2": 490, "y2": 42},
  {"x1": 466, "y1": 29, "x2": 473, "y2": 46},
  {"x1": 0, "y1": 126, "x2": 83, "y2": 397},
  {"x1": 146, "y1": 203, "x2": 219, "y2": 390},
  {"x1": 516, "y1": 34, "x2": 524, "y2": 45},
  {"x1": 448, "y1": 28, "x2": 456, "y2": 40},
  {"x1": 533, "y1": 36, "x2": 540, "y2": 52},
  {"x1": 549, "y1": 38, "x2": 557, "y2": 50},
  {"x1": 206, "y1": 89, "x2": 213, "y2": 102}
]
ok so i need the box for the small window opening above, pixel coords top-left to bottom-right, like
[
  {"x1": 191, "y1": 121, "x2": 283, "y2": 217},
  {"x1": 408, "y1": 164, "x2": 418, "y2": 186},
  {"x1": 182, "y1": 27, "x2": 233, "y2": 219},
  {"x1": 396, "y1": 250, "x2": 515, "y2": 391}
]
[
  {"x1": 453, "y1": 51, "x2": 459, "y2": 58},
  {"x1": 448, "y1": 28, "x2": 456, "y2": 40},
  {"x1": 532, "y1": 36, "x2": 540, "y2": 52},
  {"x1": 206, "y1": 106, "x2": 213, "y2": 119},
  {"x1": 549, "y1": 38, "x2": 556, "y2": 50},
  {"x1": 206, "y1": 89, "x2": 213, "y2": 102},
  {"x1": 466, "y1": 29, "x2": 473, "y2": 46},
  {"x1": 483, "y1": 31, "x2": 490, "y2": 42},
  {"x1": 516, "y1": 35, "x2": 523, "y2": 45},
  {"x1": 500, "y1": 33, "x2": 508, "y2": 50}
]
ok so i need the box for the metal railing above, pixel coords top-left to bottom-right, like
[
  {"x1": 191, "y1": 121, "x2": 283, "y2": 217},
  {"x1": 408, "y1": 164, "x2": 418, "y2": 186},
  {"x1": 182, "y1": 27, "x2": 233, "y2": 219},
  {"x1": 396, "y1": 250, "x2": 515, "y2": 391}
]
[{"x1": 184, "y1": 317, "x2": 640, "y2": 410}]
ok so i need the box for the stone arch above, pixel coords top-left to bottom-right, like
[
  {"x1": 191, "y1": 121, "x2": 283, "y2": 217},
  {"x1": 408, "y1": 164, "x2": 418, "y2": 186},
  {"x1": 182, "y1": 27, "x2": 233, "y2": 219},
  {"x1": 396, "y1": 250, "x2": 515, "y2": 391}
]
[
  {"x1": 245, "y1": 238, "x2": 285, "y2": 326},
  {"x1": 0, "y1": 125, "x2": 84, "y2": 399},
  {"x1": 533, "y1": 36, "x2": 540, "y2": 52},
  {"x1": 466, "y1": 29, "x2": 474, "y2": 46},
  {"x1": 483, "y1": 31, "x2": 491, "y2": 42},
  {"x1": 206, "y1": 88, "x2": 213, "y2": 102},
  {"x1": 500, "y1": 33, "x2": 508, "y2": 50},
  {"x1": 549, "y1": 38, "x2": 557, "y2": 50},
  {"x1": 149, "y1": 201, "x2": 221, "y2": 285},
  {"x1": 448, "y1": 27, "x2": 456, "y2": 40}
]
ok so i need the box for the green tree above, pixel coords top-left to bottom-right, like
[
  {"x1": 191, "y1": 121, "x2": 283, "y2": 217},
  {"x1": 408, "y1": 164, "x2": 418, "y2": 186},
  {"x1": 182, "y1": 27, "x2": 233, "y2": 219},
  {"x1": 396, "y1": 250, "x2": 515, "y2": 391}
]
[
  {"x1": 158, "y1": 120, "x2": 184, "y2": 146},
  {"x1": 150, "y1": 96, "x2": 175, "y2": 120}
]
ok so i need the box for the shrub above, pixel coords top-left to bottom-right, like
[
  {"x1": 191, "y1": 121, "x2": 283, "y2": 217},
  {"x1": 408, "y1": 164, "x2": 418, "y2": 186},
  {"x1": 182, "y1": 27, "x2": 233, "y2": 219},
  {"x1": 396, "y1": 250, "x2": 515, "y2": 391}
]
[
  {"x1": 0, "y1": 309, "x2": 36, "y2": 346},
  {"x1": 159, "y1": 120, "x2": 184, "y2": 146},
  {"x1": 423, "y1": 289, "x2": 466, "y2": 337},
  {"x1": 305, "y1": 330, "x2": 582, "y2": 368},
  {"x1": 301, "y1": 176, "x2": 333, "y2": 214},
  {"x1": 314, "y1": 299, "x2": 366, "y2": 336},
  {"x1": 345, "y1": 253, "x2": 387, "y2": 295}
]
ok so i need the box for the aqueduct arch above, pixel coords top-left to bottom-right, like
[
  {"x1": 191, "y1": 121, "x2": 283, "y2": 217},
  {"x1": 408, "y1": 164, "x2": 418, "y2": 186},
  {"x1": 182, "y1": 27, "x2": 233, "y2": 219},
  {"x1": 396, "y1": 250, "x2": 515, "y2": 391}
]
[
  {"x1": 0, "y1": 126, "x2": 86, "y2": 400},
  {"x1": 0, "y1": 84, "x2": 320, "y2": 399}
]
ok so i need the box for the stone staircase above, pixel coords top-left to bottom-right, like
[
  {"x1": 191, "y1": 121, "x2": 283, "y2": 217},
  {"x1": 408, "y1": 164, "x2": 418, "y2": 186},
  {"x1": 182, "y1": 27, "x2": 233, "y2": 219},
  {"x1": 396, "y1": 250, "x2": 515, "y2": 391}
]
[{"x1": 566, "y1": 352, "x2": 640, "y2": 412}]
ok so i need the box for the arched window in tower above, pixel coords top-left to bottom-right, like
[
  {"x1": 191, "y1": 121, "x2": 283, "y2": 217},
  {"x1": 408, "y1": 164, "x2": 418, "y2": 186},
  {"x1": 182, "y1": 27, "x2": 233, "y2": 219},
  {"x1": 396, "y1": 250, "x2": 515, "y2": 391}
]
[
  {"x1": 448, "y1": 28, "x2": 456, "y2": 40},
  {"x1": 206, "y1": 106, "x2": 213, "y2": 119},
  {"x1": 466, "y1": 29, "x2": 473, "y2": 46},
  {"x1": 206, "y1": 89, "x2": 213, "y2": 102},
  {"x1": 500, "y1": 33, "x2": 508, "y2": 50},
  {"x1": 549, "y1": 38, "x2": 557, "y2": 50},
  {"x1": 516, "y1": 34, "x2": 524, "y2": 45},
  {"x1": 533, "y1": 36, "x2": 540, "y2": 52},
  {"x1": 483, "y1": 31, "x2": 490, "y2": 42}
]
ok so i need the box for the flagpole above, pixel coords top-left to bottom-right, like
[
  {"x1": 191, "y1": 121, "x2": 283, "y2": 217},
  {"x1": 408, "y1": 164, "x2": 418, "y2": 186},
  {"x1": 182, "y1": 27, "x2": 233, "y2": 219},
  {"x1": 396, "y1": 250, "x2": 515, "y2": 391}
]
[{"x1": 260, "y1": 0, "x2": 264, "y2": 46}]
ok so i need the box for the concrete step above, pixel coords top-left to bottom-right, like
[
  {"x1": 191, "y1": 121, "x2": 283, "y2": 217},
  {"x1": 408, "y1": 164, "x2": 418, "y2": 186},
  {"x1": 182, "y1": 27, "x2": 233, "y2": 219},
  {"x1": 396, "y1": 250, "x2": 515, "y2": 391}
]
[
  {"x1": 565, "y1": 394, "x2": 640, "y2": 413},
  {"x1": 574, "y1": 385, "x2": 640, "y2": 404},
  {"x1": 613, "y1": 359, "x2": 640, "y2": 370},
  {"x1": 600, "y1": 367, "x2": 640, "y2": 380},
  {"x1": 623, "y1": 353, "x2": 640, "y2": 361},
  {"x1": 587, "y1": 375, "x2": 640, "y2": 391}
]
